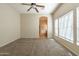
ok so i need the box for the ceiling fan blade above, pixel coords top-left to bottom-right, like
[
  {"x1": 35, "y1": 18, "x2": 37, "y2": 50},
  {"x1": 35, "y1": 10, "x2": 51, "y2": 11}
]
[
  {"x1": 36, "y1": 5, "x2": 45, "y2": 8},
  {"x1": 21, "y1": 3, "x2": 31, "y2": 6},
  {"x1": 27, "y1": 7, "x2": 32, "y2": 11},
  {"x1": 35, "y1": 7, "x2": 39, "y2": 13}
]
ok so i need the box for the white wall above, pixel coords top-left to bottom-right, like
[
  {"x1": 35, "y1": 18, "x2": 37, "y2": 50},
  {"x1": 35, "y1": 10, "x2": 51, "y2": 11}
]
[
  {"x1": 0, "y1": 4, "x2": 20, "y2": 47},
  {"x1": 21, "y1": 14, "x2": 53, "y2": 38}
]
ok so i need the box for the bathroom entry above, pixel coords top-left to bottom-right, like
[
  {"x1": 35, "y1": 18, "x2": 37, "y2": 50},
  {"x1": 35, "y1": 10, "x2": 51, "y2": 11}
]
[{"x1": 39, "y1": 16, "x2": 48, "y2": 38}]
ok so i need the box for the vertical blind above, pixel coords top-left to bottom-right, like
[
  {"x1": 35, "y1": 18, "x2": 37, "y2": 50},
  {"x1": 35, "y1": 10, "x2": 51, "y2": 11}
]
[
  {"x1": 55, "y1": 11, "x2": 73, "y2": 43},
  {"x1": 55, "y1": 19, "x2": 58, "y2": 36}
]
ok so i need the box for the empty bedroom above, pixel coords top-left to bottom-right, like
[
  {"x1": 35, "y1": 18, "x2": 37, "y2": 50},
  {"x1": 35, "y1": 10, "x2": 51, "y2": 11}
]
[{"x1": 0, "y1": 3, "x2": 79, "y2": 56}]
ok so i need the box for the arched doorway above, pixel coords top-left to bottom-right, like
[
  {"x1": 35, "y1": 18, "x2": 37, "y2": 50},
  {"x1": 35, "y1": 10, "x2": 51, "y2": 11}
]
[{"x1": 39, "y1": 16, "x2": 48, "y2": 38}]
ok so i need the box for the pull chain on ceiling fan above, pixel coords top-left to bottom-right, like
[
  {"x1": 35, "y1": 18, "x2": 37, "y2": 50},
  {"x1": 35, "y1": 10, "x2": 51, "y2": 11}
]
[{"x1": 22, "y1": 3, "x2": 45, "y2": 13}]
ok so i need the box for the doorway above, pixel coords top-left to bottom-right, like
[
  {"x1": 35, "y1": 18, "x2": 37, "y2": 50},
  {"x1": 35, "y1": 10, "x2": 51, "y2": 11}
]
[{"x1": 39, "y1": 16, "x2": 48, "y2": 38}]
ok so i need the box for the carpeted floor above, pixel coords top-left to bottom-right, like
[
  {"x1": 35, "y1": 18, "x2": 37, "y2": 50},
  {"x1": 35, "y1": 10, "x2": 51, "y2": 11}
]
[{"x1": 0, "y1": 38, "x2": 74, "y2": 56}]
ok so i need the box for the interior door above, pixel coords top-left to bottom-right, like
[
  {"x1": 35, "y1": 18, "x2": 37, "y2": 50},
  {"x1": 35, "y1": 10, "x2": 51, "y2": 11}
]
[{"x1": 39, "y1": 16, "x2": 48, "y2": 38}]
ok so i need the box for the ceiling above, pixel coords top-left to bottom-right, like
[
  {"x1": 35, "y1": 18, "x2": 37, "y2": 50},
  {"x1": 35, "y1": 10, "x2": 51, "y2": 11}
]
[{"x1": 9, "y1": 3, "x2": 59, "y2": 14}]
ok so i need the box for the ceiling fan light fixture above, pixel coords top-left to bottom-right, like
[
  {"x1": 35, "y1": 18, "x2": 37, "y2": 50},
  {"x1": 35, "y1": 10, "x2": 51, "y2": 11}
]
[{"x1": 22, "y1": 3, "x2": 45, "y2": 13}]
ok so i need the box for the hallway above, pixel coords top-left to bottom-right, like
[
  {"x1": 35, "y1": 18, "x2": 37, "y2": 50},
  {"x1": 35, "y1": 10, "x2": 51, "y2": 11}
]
[{"x1": 0, "y1": 38, "x2": 74, "y2": 56}]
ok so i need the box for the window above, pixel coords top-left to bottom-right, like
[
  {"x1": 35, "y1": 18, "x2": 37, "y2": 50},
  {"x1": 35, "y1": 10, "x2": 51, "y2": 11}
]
[
  {"x1": 54, "y1": 7, "x2": 79, "y2": 46},
  {"x1": 59, "y1": 16, "x2": 64, "y2": 38},
  {"x1": 58, "y1": 11, "x2": 73, "y2": 43},
  {"x1": 55, "y1": 19, "x2": 58, "y2": 36},
  {"x1": 65, "y1": 11, "x2": 73, "y2": 42}
]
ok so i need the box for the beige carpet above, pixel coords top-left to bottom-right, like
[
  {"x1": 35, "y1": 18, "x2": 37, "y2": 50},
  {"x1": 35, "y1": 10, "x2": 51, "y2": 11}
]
[{"x1": 0, "y1": 38, "x2": 74, "y2": 56}]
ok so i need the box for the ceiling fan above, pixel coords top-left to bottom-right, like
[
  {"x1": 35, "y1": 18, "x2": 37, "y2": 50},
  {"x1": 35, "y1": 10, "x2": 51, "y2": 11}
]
[{"x1": 22, "y1": 3, "x2": 45, "y2": 13}]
